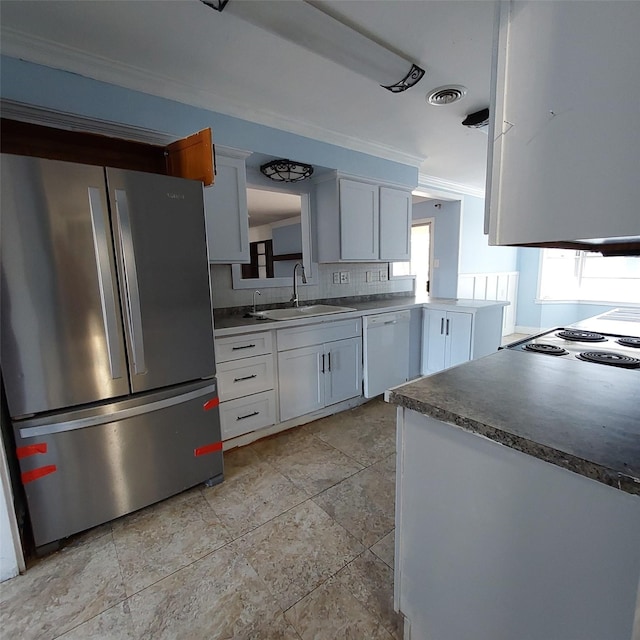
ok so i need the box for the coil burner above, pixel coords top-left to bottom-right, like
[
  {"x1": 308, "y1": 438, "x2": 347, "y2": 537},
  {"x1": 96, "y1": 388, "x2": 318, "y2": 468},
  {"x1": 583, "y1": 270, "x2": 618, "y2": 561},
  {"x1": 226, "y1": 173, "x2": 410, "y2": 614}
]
[
  {"x1": 616, "y1": 337, "x2": 640, "y2": 348},
  {"x1": 524, "y1": 343, "x2": 569, "y2": 356},
  {"x1": 556, "y1": 330, "x2": 606, "y2": 342},
  {"x1": 576, "y1": 351, "x2": 640, "y2": 369}
]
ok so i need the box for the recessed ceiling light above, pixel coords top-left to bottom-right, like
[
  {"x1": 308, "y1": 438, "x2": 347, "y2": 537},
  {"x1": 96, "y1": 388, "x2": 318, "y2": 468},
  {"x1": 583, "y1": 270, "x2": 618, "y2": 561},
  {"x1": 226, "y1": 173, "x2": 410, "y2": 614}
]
[{"x1": 426, "y1": 85, "x2": 468, "y2": 106}]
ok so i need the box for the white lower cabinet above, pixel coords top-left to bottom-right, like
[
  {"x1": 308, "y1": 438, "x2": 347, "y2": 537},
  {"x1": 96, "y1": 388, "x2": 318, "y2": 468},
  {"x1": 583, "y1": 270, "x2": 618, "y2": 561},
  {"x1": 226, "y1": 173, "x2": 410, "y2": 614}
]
[
  {"x1": 421, "y1": 304, "x2": 505, "y2": 376},
  {"x1": 423, "y1": 309, "x2": 472, "y2": 374},
  {"x1": 277, "y1": 319, "x2": 362, "y2": 422},
  {"x1": 215, "y1": 330, "x2": 277, "y2": 440}
]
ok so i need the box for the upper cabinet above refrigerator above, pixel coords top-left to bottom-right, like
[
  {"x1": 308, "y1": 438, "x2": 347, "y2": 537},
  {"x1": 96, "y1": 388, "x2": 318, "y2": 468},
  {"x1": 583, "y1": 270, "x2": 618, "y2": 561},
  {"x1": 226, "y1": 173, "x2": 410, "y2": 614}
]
[{"x1": 485, "y1": 1, "x2": 640, "y2": 256}]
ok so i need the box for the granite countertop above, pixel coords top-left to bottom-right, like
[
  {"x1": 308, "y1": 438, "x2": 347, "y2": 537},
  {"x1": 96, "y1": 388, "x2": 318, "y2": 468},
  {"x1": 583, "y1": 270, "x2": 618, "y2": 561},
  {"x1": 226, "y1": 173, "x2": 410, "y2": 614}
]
[
  {"x1": 213, "y1": 295, "x2": 508, "y2": 335},
  {"x1": 388, "y1": 349, "x2": 640, "y2": 496}
]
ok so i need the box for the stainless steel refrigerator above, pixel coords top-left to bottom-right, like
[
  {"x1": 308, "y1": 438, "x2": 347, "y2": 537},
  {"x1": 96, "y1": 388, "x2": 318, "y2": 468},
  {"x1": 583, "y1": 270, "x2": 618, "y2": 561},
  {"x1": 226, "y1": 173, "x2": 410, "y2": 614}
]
[{"x1": 1, "y1": 154, "x2": 223, "y2": 549}]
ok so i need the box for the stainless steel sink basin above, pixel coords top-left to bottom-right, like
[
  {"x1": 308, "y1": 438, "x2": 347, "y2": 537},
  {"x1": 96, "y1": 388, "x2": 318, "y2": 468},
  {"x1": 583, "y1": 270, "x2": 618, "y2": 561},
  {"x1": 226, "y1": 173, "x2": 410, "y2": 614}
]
[{"x1": 251, "y1": 304, "x2": 356, "y2": 321}]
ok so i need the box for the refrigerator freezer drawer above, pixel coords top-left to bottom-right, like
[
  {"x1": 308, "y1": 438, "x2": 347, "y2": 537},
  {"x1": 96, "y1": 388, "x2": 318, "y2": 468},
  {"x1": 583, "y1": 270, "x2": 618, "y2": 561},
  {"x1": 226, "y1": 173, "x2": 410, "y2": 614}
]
[{"x1": 15, "y1": 382, "x2": 223, "y2": 548}]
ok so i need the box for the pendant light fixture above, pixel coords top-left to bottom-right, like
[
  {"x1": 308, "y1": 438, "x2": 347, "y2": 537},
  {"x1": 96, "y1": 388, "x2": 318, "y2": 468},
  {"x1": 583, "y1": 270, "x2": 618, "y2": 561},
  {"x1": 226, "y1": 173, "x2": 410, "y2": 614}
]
[{"x1": 260, "y1": 159, "x2": 314, "y2": 183}]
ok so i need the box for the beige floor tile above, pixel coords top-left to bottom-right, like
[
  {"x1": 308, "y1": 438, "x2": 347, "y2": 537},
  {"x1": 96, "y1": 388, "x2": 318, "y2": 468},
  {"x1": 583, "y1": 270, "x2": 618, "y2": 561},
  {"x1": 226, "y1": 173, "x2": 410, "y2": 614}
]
[
  {"x1": 112, "y1": 488, "x2": 231, "y2": 595},
  {"x1": 55, "y1": 601, "x2": 137, "y2": 640},
  {"x1": 370, "y1": 530, "x2": 395, "y2": 569},
  {"x1": 237, "y1": 500, "x2": 365, "y2": 611},
  {"x1": 254, "y1": 430, "x2": 364, "y2": 496},
  {"x1": 304, "y1": 400, "x2": 397, "y2": 466},
  {"x1": 0, "y1": 533, "x2": 126, "y2": 640},
  {"x1": 334, "y1": 550, "x2": 403, "y2": 639},
  {"x1": 202, "y1": 456, "x2": 308, "y2": 538},
  {"x1": 284, "y1": 571, "x2": 394, "y2": 640},
  {"x1": 369, "y1": 452, "x2": 397, "y2": 484},
  {"x1": 313, "y1": 465, "x2": 396, "y2": 548},
  {"x1": 127, "y1": 543, "x2": 296, "y2": 640}
]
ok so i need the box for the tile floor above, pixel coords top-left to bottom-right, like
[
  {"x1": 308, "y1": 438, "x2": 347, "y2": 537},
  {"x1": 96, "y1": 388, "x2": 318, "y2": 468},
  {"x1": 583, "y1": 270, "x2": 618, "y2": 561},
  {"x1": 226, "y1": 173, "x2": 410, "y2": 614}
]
[{"x1": 0, "y1": 399, "x2": 402, "y2": 640}]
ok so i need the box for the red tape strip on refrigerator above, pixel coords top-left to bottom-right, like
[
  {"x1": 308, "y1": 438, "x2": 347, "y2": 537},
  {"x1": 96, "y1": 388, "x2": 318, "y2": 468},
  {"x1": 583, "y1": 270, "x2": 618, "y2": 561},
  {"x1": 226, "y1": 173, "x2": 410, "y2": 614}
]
[
  {"x1": 22, "y1": 465, "x2": 57, "y2": 484},
  {"x1": 203, "y1": 397, "x2": 219, "y2": 411},
  {"x1": 194, "y1": 441, "x2": 222, "y2": 457},
  {"x1": 16, "y1": 443, "x2": 48, "y2": 459}
]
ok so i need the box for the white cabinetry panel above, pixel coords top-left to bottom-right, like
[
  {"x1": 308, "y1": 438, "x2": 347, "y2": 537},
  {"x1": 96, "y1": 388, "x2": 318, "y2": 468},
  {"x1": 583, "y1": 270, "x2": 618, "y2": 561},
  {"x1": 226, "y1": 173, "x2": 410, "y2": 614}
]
[
  {"x1": 204, "y1": 153, "x2": 249, "y2": 264},
  {"x1": 379, "y1": 187, "x2": 411, "y2": 261},
  {"x1": 339, "y1": 179, "x2": 379, "y2": 261},
  {"x1": 486, "y1": 1, "x2": 640, "y2": 246},
  {"x1": 278, "y1": 345, "x2": 324, "y2": 421}
]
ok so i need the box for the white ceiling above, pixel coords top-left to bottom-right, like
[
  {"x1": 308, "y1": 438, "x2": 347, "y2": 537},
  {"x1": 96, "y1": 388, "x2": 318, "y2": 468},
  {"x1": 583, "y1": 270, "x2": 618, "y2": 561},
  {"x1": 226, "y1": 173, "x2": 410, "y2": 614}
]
[{"x1": 0, "y1": 0, "x2": 496, "y2": 192}]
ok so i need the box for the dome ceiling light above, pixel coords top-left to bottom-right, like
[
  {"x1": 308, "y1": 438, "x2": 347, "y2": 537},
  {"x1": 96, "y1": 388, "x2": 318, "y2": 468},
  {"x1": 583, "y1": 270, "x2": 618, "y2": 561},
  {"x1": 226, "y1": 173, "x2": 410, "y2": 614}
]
[
  {"x1": 426, "y1": 85, "x2": 468, "y2": 106},
  {"x1": 260, "y1": 159, "x2": 314, "y2": 183},
  {"x1": 202, "y1": 0, "x2": 425, "y2": 94}
]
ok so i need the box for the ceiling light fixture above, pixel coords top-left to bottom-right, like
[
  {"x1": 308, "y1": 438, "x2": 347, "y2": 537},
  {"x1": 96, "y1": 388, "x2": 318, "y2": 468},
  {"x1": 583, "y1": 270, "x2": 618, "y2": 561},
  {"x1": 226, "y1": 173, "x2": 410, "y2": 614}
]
[
  {"x1": 212, "y1": 0, "x2": 425, "y2": 94},
  {"x1": 426, "y1": 85, "x2": 467, "y2": 106},
  {"x1": 260, "y1": 159, "x2": 314, "y2": 183}
]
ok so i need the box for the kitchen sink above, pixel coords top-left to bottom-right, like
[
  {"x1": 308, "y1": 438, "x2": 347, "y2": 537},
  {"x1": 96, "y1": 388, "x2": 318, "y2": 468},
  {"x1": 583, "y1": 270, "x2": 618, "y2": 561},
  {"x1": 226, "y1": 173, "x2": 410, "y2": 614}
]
[{"x1": 251, "y1": 304, "x2": 356, "y2": 321}]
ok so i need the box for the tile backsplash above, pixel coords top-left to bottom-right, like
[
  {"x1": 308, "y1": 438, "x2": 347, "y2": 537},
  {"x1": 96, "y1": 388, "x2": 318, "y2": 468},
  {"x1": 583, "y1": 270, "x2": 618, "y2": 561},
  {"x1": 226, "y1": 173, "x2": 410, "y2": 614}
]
[{"x1": 210, "y1": 263, "x2": 414, "y2": 310}]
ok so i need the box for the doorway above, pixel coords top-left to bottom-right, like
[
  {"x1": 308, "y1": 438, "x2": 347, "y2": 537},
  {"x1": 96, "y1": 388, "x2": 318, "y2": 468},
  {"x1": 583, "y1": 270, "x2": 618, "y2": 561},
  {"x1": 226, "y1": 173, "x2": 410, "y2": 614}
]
[{"x1": 392, "y1": 219, "x2": 434, "y2": 294}]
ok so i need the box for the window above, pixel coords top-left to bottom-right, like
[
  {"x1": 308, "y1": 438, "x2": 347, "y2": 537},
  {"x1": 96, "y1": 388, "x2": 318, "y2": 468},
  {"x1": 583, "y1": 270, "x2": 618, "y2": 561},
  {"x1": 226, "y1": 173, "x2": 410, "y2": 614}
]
[{"x1": 538, "y1": 249, "x2": 640, "y2": 304}]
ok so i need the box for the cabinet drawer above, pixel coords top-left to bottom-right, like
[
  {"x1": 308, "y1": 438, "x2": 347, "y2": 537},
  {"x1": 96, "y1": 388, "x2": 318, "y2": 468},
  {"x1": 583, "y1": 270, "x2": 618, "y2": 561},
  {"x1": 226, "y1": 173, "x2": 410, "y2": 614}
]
[
  {"x1": 219, "y1": 390, "x2": 276, "y2": 440},
  {"x1": 215, "y1": 331, "x2": 273, "y2": 363},
  {"x1": 277, "y1": 318, "x2": 362, "y2": 351},
  {"x1": 217, "y1": 354, "x2": 274, "y2": 401}
]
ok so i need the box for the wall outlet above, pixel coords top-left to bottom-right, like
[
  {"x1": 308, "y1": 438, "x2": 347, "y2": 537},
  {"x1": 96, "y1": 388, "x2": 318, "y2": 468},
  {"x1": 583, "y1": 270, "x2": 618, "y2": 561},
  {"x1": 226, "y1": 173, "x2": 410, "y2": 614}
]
[
  {"x1": 433, "y1": 258, "x2": 440, "y2": 268},
  {"x1": 366, "y1": 270, "x2": 379, "y2": 283},
  {"x1": 333, "y1": 272, "x2": 341, "y2": 284},
  {"x1": 379, "y1": 269, "x2": 388, "y2": 282},
  {"x1": 340, "y1": 271, "x2": 350, "y2": 284}
]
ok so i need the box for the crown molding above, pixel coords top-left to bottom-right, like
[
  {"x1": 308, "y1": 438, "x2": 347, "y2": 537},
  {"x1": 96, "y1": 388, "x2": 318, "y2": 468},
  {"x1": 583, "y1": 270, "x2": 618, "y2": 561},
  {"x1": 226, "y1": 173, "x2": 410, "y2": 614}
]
[
  {"x1": 1, "y1": 27, "x2": 424, "y2": 169},
  {"x1": 417, "y1": 172, "x2": 485, "y2": 199}
]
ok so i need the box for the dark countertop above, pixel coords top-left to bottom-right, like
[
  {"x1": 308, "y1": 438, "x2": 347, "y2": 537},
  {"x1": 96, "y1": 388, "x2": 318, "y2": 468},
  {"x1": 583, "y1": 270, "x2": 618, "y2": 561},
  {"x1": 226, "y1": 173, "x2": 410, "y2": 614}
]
[
  {"x1": 213, "y1": 295, "x2": 508, "y2": 335},
  {"x1": 388, "y1": 349, "x2": 640, "y2": 496}
]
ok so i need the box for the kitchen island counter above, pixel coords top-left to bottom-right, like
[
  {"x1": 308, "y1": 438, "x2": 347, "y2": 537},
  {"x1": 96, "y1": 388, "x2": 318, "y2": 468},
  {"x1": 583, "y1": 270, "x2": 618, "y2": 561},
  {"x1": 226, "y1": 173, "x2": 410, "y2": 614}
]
[
  {"x1": 388, "y1": 348, "x2": 640, "y2": 495},
  {"x1": 388, "y1": 348, "x2": 640, "y2": 640}
]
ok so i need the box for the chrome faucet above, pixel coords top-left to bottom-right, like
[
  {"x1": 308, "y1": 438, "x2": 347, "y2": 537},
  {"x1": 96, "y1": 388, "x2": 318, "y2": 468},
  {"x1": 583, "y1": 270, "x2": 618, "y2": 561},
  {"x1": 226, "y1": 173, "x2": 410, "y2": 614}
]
[
  {"x1": 291, "y1": 263, "x2": 307, "y2": 307},
  {"x1": 252, "y1": 290, "x2": 261, "y2": 314}
]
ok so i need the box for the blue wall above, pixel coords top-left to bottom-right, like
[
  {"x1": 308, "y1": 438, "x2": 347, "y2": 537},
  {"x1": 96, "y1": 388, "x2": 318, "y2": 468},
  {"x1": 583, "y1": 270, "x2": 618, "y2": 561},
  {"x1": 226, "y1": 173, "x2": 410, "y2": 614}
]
[
  {"x1": 1, "y1": 56, "x2": 418, "y2": 187},
  {"x1": 458, "y1": 195, "x2": 518, "y2": 274}
]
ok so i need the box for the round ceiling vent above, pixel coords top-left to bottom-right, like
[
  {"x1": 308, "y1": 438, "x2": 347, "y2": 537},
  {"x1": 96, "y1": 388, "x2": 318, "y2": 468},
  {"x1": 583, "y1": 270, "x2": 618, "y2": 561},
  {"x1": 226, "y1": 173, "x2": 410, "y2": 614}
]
[{"x1": 426, "y1": 85, "x2": 468, "y2": 106}]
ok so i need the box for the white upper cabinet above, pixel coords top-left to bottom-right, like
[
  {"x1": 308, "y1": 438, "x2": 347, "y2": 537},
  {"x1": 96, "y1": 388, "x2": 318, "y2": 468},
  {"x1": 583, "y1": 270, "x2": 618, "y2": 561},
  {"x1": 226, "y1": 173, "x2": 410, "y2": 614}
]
[
  {"x1": 339, "y1": 179, "x2": 379, "y2": 261},
  {"x1": 204, "y1": 149, "x2": 251, "y2": 263},
  {"x1": 486, "y1": 1, "x2": 640, "y2": 247},
  {"x1": 379, "y1": 186, "x2": 411, "y2": 261},
  {"x1": 316, "y1": 173, "x2": 412, "y2": 263}
]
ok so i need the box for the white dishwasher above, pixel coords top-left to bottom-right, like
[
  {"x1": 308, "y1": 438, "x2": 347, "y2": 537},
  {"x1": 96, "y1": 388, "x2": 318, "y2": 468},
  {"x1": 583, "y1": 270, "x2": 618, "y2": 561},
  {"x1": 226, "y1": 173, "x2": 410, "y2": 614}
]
[{"x1": 363, "y1": 310, "x2": 411, "y2": 398}]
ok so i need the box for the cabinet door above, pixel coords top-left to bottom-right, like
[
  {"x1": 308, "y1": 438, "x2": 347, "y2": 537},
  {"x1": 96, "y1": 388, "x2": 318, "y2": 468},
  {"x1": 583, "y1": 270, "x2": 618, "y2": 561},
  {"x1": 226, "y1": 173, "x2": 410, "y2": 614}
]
[
  {"x1": 278, "y1": 345, "x2": 324, "y2": 421},
  {"x1": 165, "y1": 128, "x2": 214, "y2": 186},
  {"x1": 204, "y1": 155, "x2": 249, "y2": 263},
  {"x1": 379, "y1": 187, "x2": 411, "y2": 261},
  {"x1": 446, "y1": 312, "x2": 473, "y2": 369},
  {"x1": 339, "y1": 179, "x2": 379, "y2": 260},
  {"x1": 325, "y1": 337, "x2": 362, "y2": 406},
  {"x1": 423, "y1": 309, "x2": 447, "y2": 374}
]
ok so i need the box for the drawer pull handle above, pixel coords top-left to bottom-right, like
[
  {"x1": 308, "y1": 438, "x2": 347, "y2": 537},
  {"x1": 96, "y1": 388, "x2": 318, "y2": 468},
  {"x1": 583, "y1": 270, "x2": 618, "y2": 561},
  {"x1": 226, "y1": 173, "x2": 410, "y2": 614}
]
[
  {"x1": 233, "y1": 374, "x2": 257, "y2": 382},
  {"x1": 237, "y1": 411, "x2": 260, "y2": 421},
  {"x1": 232, "y1": 344, "x2": 256, "y2": 350},
  {"x1": 440, "y1": 318, "x2": 444, "y2": 334},
  {"x1": 446, "y1": 318, "x2": 450, "y2": 335}
]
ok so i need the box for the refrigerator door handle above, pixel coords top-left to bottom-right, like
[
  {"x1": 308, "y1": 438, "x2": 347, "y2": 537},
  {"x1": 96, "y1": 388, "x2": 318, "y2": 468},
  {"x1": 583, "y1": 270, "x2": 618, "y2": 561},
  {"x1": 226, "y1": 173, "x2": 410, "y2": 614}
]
[
  {"x1": 19, "y1": 383, "x2": 217, "y2": 439},
  {"x1": 87, "y1": 187, "x2": 123, "y2": 380},
  {"x1": 114, "y1": 189, "x2": 146, "y2": 375}
]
